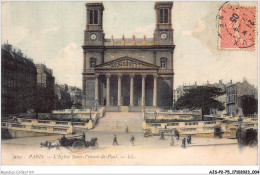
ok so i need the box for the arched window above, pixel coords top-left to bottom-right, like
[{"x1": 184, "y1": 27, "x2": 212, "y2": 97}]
[
  {"x1": 160, "y1": 58, "x2": 167, "y2": 69},
  {"x1": 90, "y1": 58, "x2": 97, "y2": 68}
]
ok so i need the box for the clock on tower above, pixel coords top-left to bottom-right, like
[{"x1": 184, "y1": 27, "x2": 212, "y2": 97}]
[{"x1": 154, "y1": 2, "x2": 173, "y2": 45}]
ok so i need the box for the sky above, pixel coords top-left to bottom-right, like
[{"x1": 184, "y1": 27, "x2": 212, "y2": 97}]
[{"x1": 1, "y1": 1, "x2": 258, "y2": 89}]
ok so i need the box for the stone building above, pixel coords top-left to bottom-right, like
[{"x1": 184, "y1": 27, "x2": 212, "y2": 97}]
[
  {"x1": 82, "y1": 2, "x2": 175, "y2": 110},
  {"x1": 226, "y1": 80, "x2": 257, "y2": 116},
  {"x1": 1, "y1": 44, "x2": 37, "y2": 116},
  {"x1": 54, "y1": 84, "x2": 71, "y2": 109},
  {"x1": 68, "y1": 86, "x2": 83, "y2": 107},
  {"x1": 36, "y1": 64, "x2": 55, "y2": 94}
]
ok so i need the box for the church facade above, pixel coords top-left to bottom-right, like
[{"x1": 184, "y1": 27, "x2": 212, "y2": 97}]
[{"x1": 82, "y1": 2, "x2": 175, "y2": 110}]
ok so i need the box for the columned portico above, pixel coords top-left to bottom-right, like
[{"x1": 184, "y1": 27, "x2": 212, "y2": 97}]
[{"x1": 91, "y1": 56, "x2": 161, "y2": 107}]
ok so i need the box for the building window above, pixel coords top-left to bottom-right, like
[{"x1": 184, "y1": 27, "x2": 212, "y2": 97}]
[
  {"x1": 159, "y1": 8, "x2": 169, "y2": 24},
  {"x1": 160, "y1": 58, "x2": 167, "y2": 69},
  {"x1": 90, "y1": 9, "x2": 98, "y2": 24},
  {"x1": 90, "y1": 58, "x2": 97, "y2": 68}
]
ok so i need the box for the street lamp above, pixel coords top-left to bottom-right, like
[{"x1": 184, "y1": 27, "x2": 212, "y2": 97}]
[
  {"x1": 237, "y1": 115, "x2": 243, "y2": 145},
  {"x1": 154, "y1": 110, "x2": 157, "y2": 126},
  {"x1": 90, "y1": 108, "x2": 92, "y2": 120},
  {"x1": 71, "y1": 106, "x2": 75, "y2": 134},
  {"x1": 95, "y1": 100, "x2": 98, "y2": 111}
]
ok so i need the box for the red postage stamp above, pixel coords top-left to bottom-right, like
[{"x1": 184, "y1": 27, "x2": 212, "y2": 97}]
[{"x1": 218, "y1": 3, "x2": 256, "y2": 50}]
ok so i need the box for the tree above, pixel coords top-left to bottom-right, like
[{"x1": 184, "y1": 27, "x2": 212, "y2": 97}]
[
  {"x1": 15, "y1": 85, "x2": 56, "y2": 118},
  {"x1": 175, "y1": 86, "x2": 225, "y2": 120},
  {"x1": 240, "y1": 95, "x2": 257, "y2": 117}
]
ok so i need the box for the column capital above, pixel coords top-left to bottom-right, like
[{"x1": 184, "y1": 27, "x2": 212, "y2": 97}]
[
  {"x1": 117, "y1": 73, "x2": 123, "y2": 78},
  {"x1": 106, "y1": 74, "x2": 111, "y2": 78},
  {"x1": 141, "y1": 74, "x2": 146, "y2": 78},
  {"x1": 95, "y1": 73, "x2": 100, "y2": 77},
  {"x1": 153, "y1": 74, "x2": 158, "y2": 78},
  {"x1": 130, "y1": 73, "x2": 135, "y2": 78}
]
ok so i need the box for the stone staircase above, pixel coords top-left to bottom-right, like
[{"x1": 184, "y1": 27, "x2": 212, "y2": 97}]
[{"x1": 92, "y1": 112, "x2": 143, "y2": 132}]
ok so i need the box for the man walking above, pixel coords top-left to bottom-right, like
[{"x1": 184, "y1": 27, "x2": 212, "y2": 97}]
[
  {"x1": 130, "y1": 135, "x2": 135, "y2": 146},
  {"x1": 113, "y1": 135, "x2": 118, "y2": 145},
  {"x1": 187, "y1": 135, "x2": 192, "y2": 144},
  {"x1": 182, "y1": 138, "x2": 186, "y2": 148}
]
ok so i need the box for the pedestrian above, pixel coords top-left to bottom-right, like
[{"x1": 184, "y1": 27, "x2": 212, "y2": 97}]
[
  {"x1": 130, "y1": 135, "x2": 135, "y2": 145},
  {"x1": 113, "y1": 135, "x2": 118, "y2": 145},
  {"x1": 82, "y1": 132, "x2": 85, "y2": 141},
  {"x1": 170, "y1": 135, "x2": 174, "y2": 146},
  {"x1": 125, "y1": 126, "x2": 129, "y2": 133},
  {"x1": 182, "y1": 138, "x2": 186, "y2": 148},
  {"x1": 176, "y1": 132, "x2": 180, "y2": 140},
  {"x1": 160, "y1": 131, "x2": 165, "y2": 140},
  {"x1": 165, "y1": 125, "x2": 167, "y2": 129},
  {"x1": 187, "y1": 135, "x2": 192, "y2": 144},
  {"x1": 174, "y1": 129, "x2": 180, "y2": 140}
]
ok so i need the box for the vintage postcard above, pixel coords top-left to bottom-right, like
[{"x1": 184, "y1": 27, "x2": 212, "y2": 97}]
[{"x1": 1, "y1": 0, "x2": 259, "y2": 173}]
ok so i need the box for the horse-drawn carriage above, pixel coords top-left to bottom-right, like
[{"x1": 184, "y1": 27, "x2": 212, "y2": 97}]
[
  {"x1": 40, "y1": 134, "x2": 98, "y2": 150},
  {"x1": 59, "y1": 134, "x2": 98, "y2": 149}
]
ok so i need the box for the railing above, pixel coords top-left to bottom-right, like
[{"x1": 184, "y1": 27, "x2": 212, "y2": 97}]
[
  {"x1": 12, "y1": 124, "x2": 26, "y2": 128},
  {"x1": 38, "y1": 120, "x2": 51, "y2": 124},
  {"x1": 32, "y1": 126, "x2": 47, "y2": 130},
  {"x1": 53, "y1": 128, "x2": 67, "y2": 132},
  {"x1": 55, "y1": 121, "x2": 69, "y2": 125}
]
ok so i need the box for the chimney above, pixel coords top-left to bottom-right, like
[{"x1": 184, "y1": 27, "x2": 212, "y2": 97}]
[
  {"x1": 243, "y1": 77, "x2": 247, "y2": 83},
  {"x1": 17, "y1": 50, "x2": 23, "y2": 57}
]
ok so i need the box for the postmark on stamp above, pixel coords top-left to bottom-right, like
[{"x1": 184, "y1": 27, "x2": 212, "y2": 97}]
[{"x1": 217, "y1": 2, "x2": 256, "y2": 50}]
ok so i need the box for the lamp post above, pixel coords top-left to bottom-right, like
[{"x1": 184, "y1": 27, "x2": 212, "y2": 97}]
[
  {"x1": 95, "y1": 99, "x2": 98, "y2": 111},
  {"x1": 238, "y1": 115, "x2": 243, "y2": 145},
  {"x1": 154, "y1": 110, "x2": 157, "y2": 126},
  {"x1": 90, "y1": 108, "x2": 92, "y2": 120},
  {"x1": 71, "y1": 106, "x2": 75, "y2": 134}
]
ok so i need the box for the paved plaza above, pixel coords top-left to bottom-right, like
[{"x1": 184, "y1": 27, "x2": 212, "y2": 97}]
[{"x1": 1, "y1": 112, "x2": 257, "y2": 165}]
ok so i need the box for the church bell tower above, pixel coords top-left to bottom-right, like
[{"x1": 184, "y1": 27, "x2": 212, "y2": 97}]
[
  {"x1": 154, "y1": 2, "x2": 173, "y2": 45},
  {"x1": 84, "y1": 2, "x2": 105, "y2": 46}
]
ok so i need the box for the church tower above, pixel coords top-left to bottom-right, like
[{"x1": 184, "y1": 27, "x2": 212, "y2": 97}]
[
  {"x1": 154, "y1": 2, "x2": 173, "y2": 45},
  {"x1": 82, "y1": 2, "x2": 105, "y2": 108},
  {"x1": 84, "y1": 2, "x2": 105, "y2": 46}
]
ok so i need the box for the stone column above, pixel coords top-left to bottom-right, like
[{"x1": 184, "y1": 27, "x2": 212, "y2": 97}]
[
  {"x1": 106, "y1": 74, "x2": 111, "y2": 106},
  {"x1": 141, "y1": 74, "x2": 146, "y2": 106},
  {"x1": 95, "y1": 74, "x2": 99, "y2": 104},
  {"x1": 130, "y1": 74, "x2": 135, "y2": 106},
  {"x1": 117, "y1": 74, "x2": 122, "y2": 106},
  {"x1": 153, "y1": 75, "x2": 158, "y2": 106}
]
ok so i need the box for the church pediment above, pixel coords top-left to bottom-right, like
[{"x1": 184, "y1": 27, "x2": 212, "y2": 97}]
[{"x1": 95, "y1": 56, "x2": 160, "y2": 69}]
